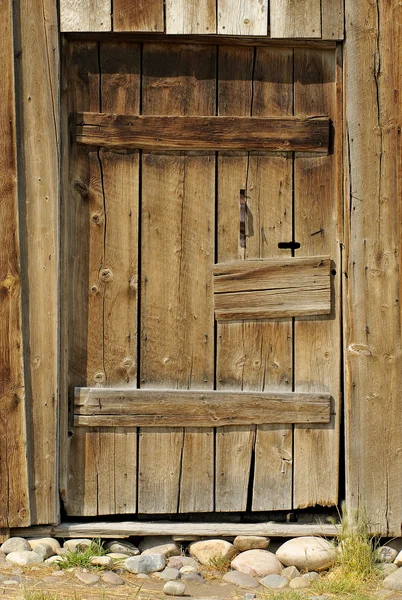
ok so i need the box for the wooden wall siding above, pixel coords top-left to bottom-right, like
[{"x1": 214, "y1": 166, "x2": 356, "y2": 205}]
[
  {"x1": 344, "y1": 0, "x2": 402, "y2": 536},
  {"x1": 60, "y1": 0, "x2": 344, "y2": 39},
  {"x1": 12, "y1": 0, "x2": 59, "y2": 524},
  {"x1": 64, "y1": 41, "x2": 340, "y2": 516},
  {"x1": 0, "y1": 0, "x2": 31, "y2": 528}
]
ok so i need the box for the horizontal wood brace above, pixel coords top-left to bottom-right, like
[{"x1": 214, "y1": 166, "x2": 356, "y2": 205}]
[
  {"x1": 213, "y1": 256, "x2": 331, "y2": 320},
  {"x1": 74, "y1": 388, "x2": 331, "y2": 427},
  {"x1": 75, "y1": 113, "x2": 330, "y2": 151}
]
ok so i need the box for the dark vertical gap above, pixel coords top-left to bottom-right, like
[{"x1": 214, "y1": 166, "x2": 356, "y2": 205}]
[
  {"x1": 110, "y1": 0, "x2": 114, "y2": 31},
  {"x1": 291, "y1": 47, "x2": 296, "y2": 511},
  {"x1": 213, "y1": 44, "x2": 219, "y2": 513},
  {"x1": 163, "y1": 0, "x2": 167, "y2": 33},
  {"x1": 135, "y1": 43, "x2": 144, "y2": 514}
]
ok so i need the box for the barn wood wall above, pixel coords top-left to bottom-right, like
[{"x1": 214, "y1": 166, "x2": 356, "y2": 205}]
[
  {"x1": 344, "y1": 0, "x2": 402, "y2": 536},
  {"x1": 60, "y1": 0, "x2": 344, "y2": 39}
]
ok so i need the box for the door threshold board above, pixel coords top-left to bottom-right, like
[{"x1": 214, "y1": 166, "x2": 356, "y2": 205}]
[{"x1": 11, "y1": 520, "x2": 340, "y2": 538}]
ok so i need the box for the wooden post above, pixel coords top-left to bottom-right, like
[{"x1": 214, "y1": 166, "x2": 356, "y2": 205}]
[
  {"x1": 344, "y1": 0, "x2": 402, "y2": 535},
  {"x1": 13, "y1": 0, "x2": 60, "y2": 524}
]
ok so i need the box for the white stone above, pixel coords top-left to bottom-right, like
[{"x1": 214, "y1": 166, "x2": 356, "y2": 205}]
[
  {"x1": 6, "y1": 551, "x2": 43, "y2": 566},
  {"x1": 384, "y1": 567, "x2": 402, "y2": 591},
  {"x1": 180, "y1": 565, "x2": 198, "y2": 574},
  {"x1": 28, "y1": 538, "x2": 61, "y2": 554},
  {"x1": 141, "y1": 543, "x2": 181, "y2": 558},
  {"x1": 282, "y1": 565, "x2": 300, "y2": 579},
  {"x1": 104, "y1": 541, "x2": 139, "y2": 556},
  {"x1": 63, "y1": 539, "x2": 92, "y2": 552},
  {"x1": 289, "y1": 576, "x2": 311, "y2": 589},
  {"x1": 189, "y1": 539, "x2": 237, "y2": 566},
  {"x1": 1, "y1": 538, "x2": 31, "y2": 554},
  {"x1": 163, "y1": 581, "x2": 186, "y2": 596},
  {"x1": 276, "y1": 537, "x2": 336, "y2": 572},
  {"x1": 108, "y1": 553, "x2": 130, "y2": 560},
  {"x1": 90, "y1": 556, "x2": 113, "y2": 568},
  {"x1": 75, "y1": 571, "x2": 100, "y2": 585},
  {"x1": 303, "y1": 571, "x2": 320, "y2": 581},
  {"x1": 222, "y1": 571, "x2": 259, "y2": 588},
  {"x1": 125, "y1": 554, "x2": 165, "y2": 574},
  {"x1": 231, "y1": 549, "x2": 282, "y2": 578},
  {"x1": 45, "y1": 555, "x2": 65, "y2": 565},
  {"x1": 101, "y1": 571, "x2": 125, "y2": 585},
  {"x1": 234, "y1": 536, "x2": 270, "y2": 552},
  {"x1": 33, "y1": 543, "x2": 55, "y2": 560}
]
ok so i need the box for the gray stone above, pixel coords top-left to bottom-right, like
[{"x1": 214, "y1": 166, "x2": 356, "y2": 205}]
[
  {"x1": 181, "y1": 572, "x2": 205, "y2": 583},
  {"x1": 189, "y1": 539, "x2": 237, "y2": 565},
  {"x1": 377, "y1": 546, "x2": 398, "y2": 564},
  {"x1": 378, "y1": 564, "x2": 399, "y2": 577},
  {"x1": 3, "y1": 580, "x2": 19, "y2": 586},
  {"x1": 135, "y1": 573, "x2": 150, "y2": 580},
  {"x1": 260, "y1": 574, "x2": 289, "y2": 590},
  {"x1": 180, "y1": 565, "x2": 198, "y2": 574},
  {"x1": 231, "y1": 549, "x2": 283, "y2": 578},
  {"x1": 168, "y1": 556, "x2": 198, "y2": 570},
  {"x1": 1, "y1": 538, "x2": 31, "y2": 554},
  {"x1": 28, "y1": 538, "x2": 61, "y2": 554},
  {"x1": 90, "y1": 555, "x2": 113, "y2": 568},
  {"x1": 289, "y1": 576, "x2": 311, "y2": 589},
  {"x1": 244, "y1": 594, "x2": 257, "y2": 600},
  {"x1": 282, "y1": 565, "x2": 300, "y2": 579},
  {"x1": 33, "y1": 543, "x2": 55, "y2": 560},
  {"x1": 63, "y1": 539, "x2": 92, "y2": 552},
  {"x1": 101, "y1": 571, "x2": 125, "y2": 586},
  {"x1": 233, "y1": 536, "x2": 270, "y2": 552},
  {"x1": 125, "y1": 554, "x2": 165, "y2": 574},
  {"x1": 222, "y1": 571, "x2": 259, "y2": 588},
  {"x1": 75, "y1": 571, "x2": 100, "y2": 585},
  {"x1": 142, "y1": 543, "x2": 181, "y2": 558},
  {"x1": 384, "y1": 567, "x2": 402, "y2": 590},
  {"x1": 158, "y1": 567, "x2": 180, "y2": 580},
  {"x1": 6, "y1": 551, "x2": 43, "y2": 566},
  {"x1": 276, "y1": 537, "x2": 336, "y2": 572},
  {"x1": 104, "y1": 541, "x2": 139, "y2": 556},
  {"x1": 163, "y1": 581, "x2": 186, "y2": 596},
  {"x1": 303, "y1": 571, "x2": 320, "y2": 581}
]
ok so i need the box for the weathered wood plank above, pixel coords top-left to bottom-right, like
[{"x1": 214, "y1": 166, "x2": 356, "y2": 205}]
[
  {"x1": 14, "y1": 0, "x2": 59, "y2": 524},
  {"x1": 218, "y1": 0, "x2": 268, "y2": 35},
  {"x1": 270, "y1": 0, "x2": 321, "y2": 38},
  {"x1": 344, "y1": 0, "x2": 402, "y2": 536},
  {"x1": 77, "y1": 114, "x2": 330, "y2": 151},
  {"x1": 321, "y1": 0, "x2": 344, "y2": 40},
  {"x1": 213, "y1": 256, "x2": 330, "y2": 320},
  {"x1": 11, "y1": 521, "x2": 341, "y2": 538},
  {"x1": 0, "y1": 0, "x2": 31, "y2": 528},
  {"x1": 166, "y1": 0, "x2": 216, "y2": 34},
  {"x1": 60, "y1": 0, "x2": 111, "y2": 32},
  {"x1": 114, "y1": 0, "x2": 164, "y2": 32},
  {"x1": 74, "y1": 388, "x2": 331, "y2": 426},
  {"x1": 139, "y1": 44, "x2": 216, "y2": 514},
  {"x1": 293, "y1": 48, "x2": 340, "y2": 509}
]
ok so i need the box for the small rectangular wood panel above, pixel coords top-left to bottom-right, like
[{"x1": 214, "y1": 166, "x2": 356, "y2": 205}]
[
  {"x1": 76, "y1": 113, "x2": 330, "y2": 152},
  {"x1": 74, "y1": 388, "x2": 331, "y2": 426},
  {"x1": 213, "y1": 256, "x2": 331, "y2": 320}
]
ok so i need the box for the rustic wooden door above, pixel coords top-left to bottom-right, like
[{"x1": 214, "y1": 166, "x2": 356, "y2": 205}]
[{"x1": 63, "y1": 40, "x2": 341, "y2": 516}]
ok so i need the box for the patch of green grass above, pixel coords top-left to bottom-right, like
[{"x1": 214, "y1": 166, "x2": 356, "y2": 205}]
[
  {"x1": 59, "y1": 538, "x2": 108, "y2": 570},
  {"x1": 207, "y1": 554, "x2": 232, "y2": 574}
]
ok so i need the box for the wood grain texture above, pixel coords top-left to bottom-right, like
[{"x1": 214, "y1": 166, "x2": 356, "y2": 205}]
[
  {"x1": 270, "y1": 0, "x2": 321, "y2": 38},
  {"x1": 0, "y1": 0, "x2": 31, "y2": 528},
  {"x1": 344, "y1": 0, "x2": 402, "y2": 535},
  {"x1": 114, "y1": 0, "x2": 164, "y2": 32},
  {"x1": 214, "y1": 257, "x2": 331, "y2": 320},
  {"x1": 14, "y1": 0, "x2": 59, "y2": 524},
  {"x1": 166, "y1": 0, "x2": 216, "y2": 34},
  {"x1": 77, "y1": 114, "x2": 330, "y2": 151},
  {"x1": 60, "y1": 0, "x2": 111, "y2": 31},
  {"x1": 293, "y1": 48, "x2": 340, "y2": 509},
  {"x1": 218, "y1": 0, "x2": 268, "y2": 35},
  {"x1": 139, "y1": 44, "x2": 216, "y2": 513},
  {"x1": 321, "y1": 0, "x2": 344, "y2": 40}
]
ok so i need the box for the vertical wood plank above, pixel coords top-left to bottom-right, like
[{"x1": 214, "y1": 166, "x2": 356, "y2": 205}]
[
  {"x1": 60, "y1": 0, "x2": 111, "y2": 32},
  {"x1": 293, "y1": 48, "x2": 340, "y2": 509},
  {"x1": 321, "y1": 0, "x2": 344, "y2": 40},
  {"x1": 0, "y1": 0, "x2": 31, "y2": 528},
  {"x1": 270, "y1": 0, "x2": 321, "y2": 38},
  {"x1": 140, "y1": 44, "x2": 216, "y2": 513},
  {"x1": 344, "y1": 0, "x2": 402, "y2": 535},
  {"x1": 218, "y1": 0, "x2": 268, "y2": 35},
  {"x1": 250, "y1": 49, "x2": 294, "y2": 513},
  {"x1": 14, "y1": 0, "x2": 59, "y2": 524},
  {"x1": 166, "y1": 0, "x2": 216, "y2": 34},
  {"x1": 114, "y1": 0, "x2": 164, "y2": 32}
]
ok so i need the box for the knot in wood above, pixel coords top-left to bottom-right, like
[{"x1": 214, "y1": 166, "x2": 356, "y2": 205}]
[
  {"x1": 94, "y1": 372, "x2": 105, "y2": 383},
  {"x1": 2, "y1": 275, "x2": 15, "y2": 291},
  {"x1": 73, "y1": 180, "x2": 89, "y2": 199},
  {"x1": 100, "y1": 268, "x2": 113, "y2": 282}
]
